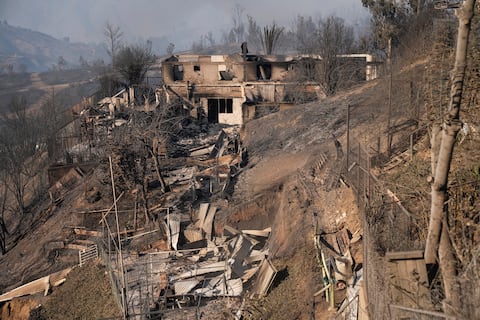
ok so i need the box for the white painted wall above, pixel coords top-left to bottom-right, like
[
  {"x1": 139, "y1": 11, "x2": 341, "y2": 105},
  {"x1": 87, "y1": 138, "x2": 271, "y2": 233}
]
[{"x1": 218, "y1": 98, "x2": 244, "y2": 125}]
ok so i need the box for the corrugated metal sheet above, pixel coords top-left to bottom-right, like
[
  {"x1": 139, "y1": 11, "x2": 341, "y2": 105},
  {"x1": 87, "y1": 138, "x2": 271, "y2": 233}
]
[
  {"x1": 170, "y1": 261, "x2": 227, "y2": 281},
  {"x1": 194, "y1": 277, "x2": 243, "y2": 297},
  {"x1": 174, "y1": 279, "x2": 200, "y2": 295}
]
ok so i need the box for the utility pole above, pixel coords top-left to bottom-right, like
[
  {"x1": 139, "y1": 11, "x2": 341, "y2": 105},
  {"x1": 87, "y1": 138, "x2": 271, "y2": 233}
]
[
  {"x1": 387, "y1": 37, "x2": 393, "y2": 157},
  {"x1": 109, "y1": 156, "x2": 128, "y2": 319}
]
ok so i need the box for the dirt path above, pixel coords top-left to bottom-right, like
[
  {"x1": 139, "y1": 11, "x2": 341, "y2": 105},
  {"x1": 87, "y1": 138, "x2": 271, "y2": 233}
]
[{"x1": 30, "y1": 73, "x2": 45, "y2": 89}]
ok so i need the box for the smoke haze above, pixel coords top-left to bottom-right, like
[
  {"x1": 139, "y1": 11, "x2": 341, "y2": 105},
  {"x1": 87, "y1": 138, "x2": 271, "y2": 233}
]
[{"x1": 0, "y1": 0, "x2": 369, "y2": 49}]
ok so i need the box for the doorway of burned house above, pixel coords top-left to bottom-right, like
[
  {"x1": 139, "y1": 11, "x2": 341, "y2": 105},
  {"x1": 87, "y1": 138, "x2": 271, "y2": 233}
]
[{"x1": 207, "y1": 99, "x2": 219, "y2": 123}]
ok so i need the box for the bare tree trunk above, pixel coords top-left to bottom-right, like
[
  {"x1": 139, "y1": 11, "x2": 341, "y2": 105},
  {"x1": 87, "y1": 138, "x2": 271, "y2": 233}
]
[
  {"x1": 426, "y1": 123, "x2": 460, "y2": 266},
  {"x1": 439, "y1": 216, "x2": 460, "y2": 315},
  {"x1": 430, "y1": 125, "x2": 442, "y2": 176},
  {"x1": 425, "y1": 0, "x2": 476, "y2": 265},
  {"x1": 424, "y1": 0, "x2": 476, "y2": 316},
  {"x1": 149, "y1": 149, "x2": 167, "y2": 193}
]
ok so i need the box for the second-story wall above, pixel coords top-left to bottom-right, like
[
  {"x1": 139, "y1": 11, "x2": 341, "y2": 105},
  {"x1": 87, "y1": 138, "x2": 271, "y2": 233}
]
[
  {"x1": 162, "y1": 55, "x2": 246, "y2": 84},
  {"x1": 162, "y1": 54, "x2": 294, "y2": 85}
]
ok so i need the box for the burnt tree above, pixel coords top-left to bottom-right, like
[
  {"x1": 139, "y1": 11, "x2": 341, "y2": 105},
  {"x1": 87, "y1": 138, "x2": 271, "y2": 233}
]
[{"x1": 424, "y1": 0, "x2": 477, "y2": 316}]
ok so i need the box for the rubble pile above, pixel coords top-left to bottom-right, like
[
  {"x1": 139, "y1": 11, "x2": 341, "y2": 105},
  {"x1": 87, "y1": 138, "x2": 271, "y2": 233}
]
[{"x1": 67, "y1": 93, "x2": 269, "y2": 318}]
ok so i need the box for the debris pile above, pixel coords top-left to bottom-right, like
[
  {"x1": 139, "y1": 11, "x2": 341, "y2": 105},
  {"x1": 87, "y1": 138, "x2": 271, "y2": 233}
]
[
  {"x1": 114, "y1": 213, "x2": 276, "y2": 317},
  {"x1": 314, "y1": 227, "x2": 367, "y2": 318}
]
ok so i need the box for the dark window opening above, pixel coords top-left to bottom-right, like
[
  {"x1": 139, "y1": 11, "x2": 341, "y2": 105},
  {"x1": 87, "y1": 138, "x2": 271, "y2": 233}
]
[
  {"x1": 219, "y1": 99, "x2": 226, "y2": 113},
  {"x1": 256, "y1": 64, "x2": 272, "y2": 80},
  {"x1": 173, "y1": 64, "x2": 184, "y2": 81},
  {"x1": 219, "y1": 70, "x2": 234, "y2": 80},
  {"x1": 218, "y1": 99, "x2": 233, "y2": 113},
  {"x1": 194, "y1": 65, "x2": 200, "y2": 71},
  {"x1": 207, "y1": 98, "x2": 233, "y2": 123}
]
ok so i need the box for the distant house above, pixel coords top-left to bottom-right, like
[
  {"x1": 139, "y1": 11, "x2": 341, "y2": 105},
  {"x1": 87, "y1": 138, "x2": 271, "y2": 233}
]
[{"x1": 161, "y1": 53, "x2": 380, "y2": 126}]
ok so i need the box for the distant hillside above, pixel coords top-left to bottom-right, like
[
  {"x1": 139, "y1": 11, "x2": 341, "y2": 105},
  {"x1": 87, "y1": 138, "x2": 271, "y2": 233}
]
[{"x1": 0, "y1": 21, "x2": 108, "y2": 72}]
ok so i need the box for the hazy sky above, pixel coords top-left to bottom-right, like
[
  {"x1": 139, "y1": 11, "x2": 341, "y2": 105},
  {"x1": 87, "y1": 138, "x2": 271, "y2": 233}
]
[{"x1": 0, "y1": 0, "x2": 370, "y2": 48}]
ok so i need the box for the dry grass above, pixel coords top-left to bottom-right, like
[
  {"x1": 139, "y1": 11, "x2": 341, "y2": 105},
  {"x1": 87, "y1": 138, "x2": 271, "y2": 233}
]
[{"x1": 41, "y1": 261, "x2": 121, "y2": 320}]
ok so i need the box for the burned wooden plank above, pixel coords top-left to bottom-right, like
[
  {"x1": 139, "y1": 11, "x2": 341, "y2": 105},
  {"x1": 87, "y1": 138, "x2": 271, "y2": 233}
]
[
  {"x1": 387, "y1": 250, "x2": 431, "y2": 311},
  {"x1": 202, "y1": 206, "x2": 217, "y2": 240},
  {"x1": 250, "y1": 258, "x2": 277, "y2": 297},
  {"x1": 189, "y1": 145, "x2": 214, "y2": 157},
  {"x1": 241, "y1": 227, "x2": 271, "y2": 238},
  {"x1": 174, "y1": 279, "x2": 201, "y2": 295},
  {"x1": 183, "y1": 226, "x2": 203, "y2": 243},
  {"x1": 0, "y1": 267, "x2": 72, "y2": 302},
  {"x1": 181, "y1": 239, "x2": 208, "y2": 250},
  {"x1": 73, "y1": 228, "x2": 102, "y2": 237},
  {"x1": 0, "y1": 277, "x2": 50, "y2": 302},
  {"x1": 196, "y1": 203, "x2": 209, "y2": 229},
  {"x1": 223, "y1": 224, "x2": 241, "y2": 238},
  {"x1": 209, "y1": 130, "x2": 226, "y2": 159},
  {"x1": 198, "y1": 164, "x2": 231, "y2": 177},
  {"x1": 65, "y1": 243, "x2": 90, "y2": 251},
  {"x1": 385, "y1": 250, "x2": 423, "y2": 261},
  {"x1": 230, "y1": 234, "x2": 257, "y2": 278},
  {"x1": 335, "y1": 228, "x2": 351, "y2": 256}
]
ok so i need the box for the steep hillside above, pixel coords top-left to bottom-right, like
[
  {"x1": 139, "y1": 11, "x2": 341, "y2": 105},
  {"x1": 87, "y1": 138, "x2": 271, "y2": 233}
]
[
  {"x1": 0, "y1": 22, "x2": 107, "y2": 72},
  {"x1": 0, "y1": 70, "x2": 396, "y2": 319},
  {"x1": 0, "y1": 53, "x2": 479, "y2": 319}
]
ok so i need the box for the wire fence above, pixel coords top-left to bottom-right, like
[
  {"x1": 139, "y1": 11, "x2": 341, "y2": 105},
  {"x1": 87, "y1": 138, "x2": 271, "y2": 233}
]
[
  {"x1": 344, "y1": 138, "x2": 423, "y2": 319},
  {"x1": 98, "y1": 240, "x2": 128, "y2": 319}
]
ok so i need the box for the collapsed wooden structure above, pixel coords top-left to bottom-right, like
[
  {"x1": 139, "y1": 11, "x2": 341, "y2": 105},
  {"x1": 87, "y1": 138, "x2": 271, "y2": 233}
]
[{"x1": 0, "y1": 81, "x2": 278, "y2": 318}]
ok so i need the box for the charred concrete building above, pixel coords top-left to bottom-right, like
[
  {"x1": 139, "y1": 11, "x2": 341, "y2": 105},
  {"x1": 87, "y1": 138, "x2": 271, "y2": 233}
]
[{"x1": 161, "y1": 53, "x2": 380, "y2": 126}]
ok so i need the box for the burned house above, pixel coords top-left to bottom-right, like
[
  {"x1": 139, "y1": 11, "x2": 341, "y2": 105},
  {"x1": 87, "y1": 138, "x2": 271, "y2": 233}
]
[{"x1": 161, "y1": 53, "x2": 380, "y2": 126}]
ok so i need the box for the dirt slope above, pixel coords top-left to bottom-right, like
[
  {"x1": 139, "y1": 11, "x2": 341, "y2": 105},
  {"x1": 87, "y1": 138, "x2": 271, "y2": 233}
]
[{"x1": 225, "y1": 61, "x2": 427, "y2": 318}]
